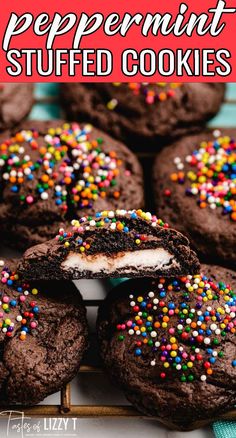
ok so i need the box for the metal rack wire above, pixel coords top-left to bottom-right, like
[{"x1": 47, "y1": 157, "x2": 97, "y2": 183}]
[{"x1": 1, "y1": 366, "x2": 236, "y2": 425}]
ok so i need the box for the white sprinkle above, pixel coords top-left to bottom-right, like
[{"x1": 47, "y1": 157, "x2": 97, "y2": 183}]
[{"x1": 41, "y1": 192, "x2": 48, "y2": 200}]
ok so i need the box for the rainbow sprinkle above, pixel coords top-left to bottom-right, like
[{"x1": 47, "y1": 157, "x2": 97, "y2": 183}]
[
  {"x1": 56, "y1": 209, "x2": 169, "y2": 251},
  {"x1": 0, "y1": 123, "x2": 128, "y2": 211},
  {"x1": 107, "y1": 83, "x2": 182, "y2": 108},
  {"x1": 116, "y1": 274, "x2": 236, "y2": 383},
  {"x1": 0, "y1": 260, "x2": 39, "y2": 341},
  {"x1": 171, "y1": 133, "x2": 236, "y2": 221}
]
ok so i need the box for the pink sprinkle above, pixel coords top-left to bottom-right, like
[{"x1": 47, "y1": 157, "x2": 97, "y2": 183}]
[
  {"x1": 3, "y1": 296, "x2": 9, "y2": 303},
  {"x1": 146, "y1": 95, "x2": 154, "y2": 104},
  {"x1": 126, "y1": 321, "x2": 132, "y2": 328},
  {"x1": 166, "y1": 344, "x2": 171, "y2": 351},
  {"x1": 30, "y1": 322, "x2": 37, "y2": 329},
  {"x1": 19, "y1": 296, "x2": 26, "y2": 302},
  {"x1": 26, "y1": 195, "x2": 34, "y2": 204},
  {"x1": 169, "y1": 328, "x2": 175, "y2": 334},
  {"x1": 1, "y1": 278, "x2": 7, "y2": 284}
]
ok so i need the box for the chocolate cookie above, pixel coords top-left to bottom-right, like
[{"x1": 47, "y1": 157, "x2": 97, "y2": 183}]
[
  {"x1": 0, "y1": 120, "x2": 144, "y2": 250},
  {"x1": 97, "y1": 264, "x2": 236, "y2": 430},
  {"x1": 0, "y1": 83, "x2": 34, "y2": 131},
  {"x1": 0, "y1": 258, "x2": 88, "y2": 405},
  {"x1": 60, "y1": 83, "x2": 225, "y2": 150},
  {"x1": 18, "y1": 209, "x2": 200, "y2": 280},
  {"x1": 153, "y1": 129, "x2": 236, "y2": 268}
]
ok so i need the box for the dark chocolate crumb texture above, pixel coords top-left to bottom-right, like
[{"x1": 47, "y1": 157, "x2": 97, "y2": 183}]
[
  {"x1": 97, "y1": 264, "x2": 236, "y2": 430},
  {"x1": 18, "y1": 209, "x2": 200, "y2": 280},
  {"x1": 0, "y1": 120, "x2": 144, "y2": 249},
  {"x1": 0, "y1": 259, "x2": 88, "y2": 405}
]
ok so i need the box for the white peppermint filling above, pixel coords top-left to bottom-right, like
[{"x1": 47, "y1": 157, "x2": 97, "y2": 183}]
[{"x1": 61, "y1": 248, "x2": 179, "y2": 274}]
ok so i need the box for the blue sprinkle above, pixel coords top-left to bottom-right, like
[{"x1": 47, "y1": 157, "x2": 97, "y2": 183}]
[
  {"x1": 21, "y1": 326, "x2": 29, "y2": 333},
  {"x1": 135, "y1": 348, "x2": 142, "y2": 356},
  {"x1": 168, "y1": 303, "x2": 175, "y2": 309}
]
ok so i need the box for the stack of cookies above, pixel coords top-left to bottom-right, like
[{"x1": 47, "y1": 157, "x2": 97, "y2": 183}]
[{"x1": 0, "y1": 83, "x2": 235, "y2": 431}]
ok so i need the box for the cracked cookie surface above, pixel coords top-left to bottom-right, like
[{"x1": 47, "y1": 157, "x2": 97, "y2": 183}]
[
  {"x1": 97, "y1": 264, "x2": 236, "y2": 430},
  {"x1": 61, "y1": 83, "x2": 225, "y2": 150},
  {"x1": 0, "y1": 84, "x2": 34, "y2": 131},
  {"x1": 0, "y1": 259, "x2": 88, "y2": 405},
  {"x1": 0, "y1": 120, "x2": 144, "y2": 249}
]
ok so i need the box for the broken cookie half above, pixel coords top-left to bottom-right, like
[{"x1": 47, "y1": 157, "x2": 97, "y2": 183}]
[{"x1": 18, "y1": 210, "x2": 200, "y2": 280}]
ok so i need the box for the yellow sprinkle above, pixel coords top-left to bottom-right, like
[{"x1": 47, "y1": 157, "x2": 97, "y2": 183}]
[{"x1": 170, "y1": 351, "x2": 177, "y2": 358}]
